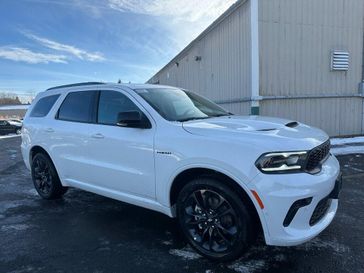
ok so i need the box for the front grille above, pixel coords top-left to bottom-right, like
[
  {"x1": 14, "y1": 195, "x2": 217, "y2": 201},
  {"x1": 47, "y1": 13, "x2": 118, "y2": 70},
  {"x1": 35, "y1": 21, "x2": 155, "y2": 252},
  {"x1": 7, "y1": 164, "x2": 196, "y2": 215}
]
[
  {"x1": 310, "y1": 197, "x2": 332, "y2": 226},
  {"x1": 305, "y1": 140, "x2": 331, "y2": 173}
]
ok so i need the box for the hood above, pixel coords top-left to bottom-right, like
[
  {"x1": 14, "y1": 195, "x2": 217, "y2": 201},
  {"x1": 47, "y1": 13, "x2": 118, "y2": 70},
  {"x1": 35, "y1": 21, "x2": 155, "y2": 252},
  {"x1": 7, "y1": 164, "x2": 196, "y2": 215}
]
[{"x1": 182, "y1": 115, "x2": 329, "y2": 151}]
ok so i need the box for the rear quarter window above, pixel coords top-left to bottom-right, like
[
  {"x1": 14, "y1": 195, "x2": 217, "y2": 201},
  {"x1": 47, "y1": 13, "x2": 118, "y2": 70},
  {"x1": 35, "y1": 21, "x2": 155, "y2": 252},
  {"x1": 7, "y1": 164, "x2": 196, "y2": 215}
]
[
  {"x1": 30, "y1": 94, "x2": 60, "y2": 117},
  {"x1": 57, "y1": 91, "x2": 97, "y2": 123}
]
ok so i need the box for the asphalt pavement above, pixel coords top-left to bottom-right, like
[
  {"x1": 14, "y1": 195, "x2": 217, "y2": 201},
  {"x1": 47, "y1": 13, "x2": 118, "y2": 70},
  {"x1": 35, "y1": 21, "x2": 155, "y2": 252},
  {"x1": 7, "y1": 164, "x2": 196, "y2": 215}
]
[{"x1": 0, "y1": 136, "x2": 363, "y2": 273}]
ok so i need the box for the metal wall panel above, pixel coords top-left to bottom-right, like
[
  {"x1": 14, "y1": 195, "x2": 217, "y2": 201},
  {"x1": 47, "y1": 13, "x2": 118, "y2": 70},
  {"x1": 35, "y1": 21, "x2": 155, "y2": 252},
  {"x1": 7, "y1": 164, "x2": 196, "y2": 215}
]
[
  {"x1": 259, "y1": 0, "x2": 364, "y2": 96},
  {"x1": 260, "y1": 97, "x2": 363, "y2": 136},
  {"x1": 149, "y1": 1, "x2": 251, "y2": 111},
  {"x1": 149, "y1": 0, "x2": 364, "y2": 136},
  {"x1": 258, "y1": 0, "x2": 364, "y2": 136},
  {"x1": 219, "y1": 101, "x2": 251, "y2": 115}
]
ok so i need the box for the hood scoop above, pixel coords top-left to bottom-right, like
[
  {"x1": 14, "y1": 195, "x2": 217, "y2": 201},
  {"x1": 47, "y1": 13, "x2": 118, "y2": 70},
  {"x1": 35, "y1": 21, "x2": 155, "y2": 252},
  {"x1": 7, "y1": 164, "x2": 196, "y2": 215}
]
[
  {"x1": 256, "y1": 121, "x2": 298, "y2": 132},
  {"x1": 285, "y1": 121, "x2": 299, "y2": 128}
]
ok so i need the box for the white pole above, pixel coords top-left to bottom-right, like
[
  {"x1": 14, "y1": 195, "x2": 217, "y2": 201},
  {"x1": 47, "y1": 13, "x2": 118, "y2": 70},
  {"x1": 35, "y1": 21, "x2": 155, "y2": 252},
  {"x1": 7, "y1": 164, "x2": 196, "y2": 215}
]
[{"x1": 250, "y1": 0, "x2": 261, "y2": 115}]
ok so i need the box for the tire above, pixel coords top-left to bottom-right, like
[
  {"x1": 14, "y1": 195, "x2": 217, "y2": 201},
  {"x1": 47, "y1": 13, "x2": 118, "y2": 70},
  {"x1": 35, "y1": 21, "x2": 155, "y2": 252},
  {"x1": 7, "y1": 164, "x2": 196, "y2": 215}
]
[
  {"x1": 15, "y1": 128, "x2": 21, "y2": 135},
  {"x1": 176, "y1": 176, "x2": 256, "y2": 261},
  {"x1": 31, "y1": 152, "x2": 68, "y2": 199}
]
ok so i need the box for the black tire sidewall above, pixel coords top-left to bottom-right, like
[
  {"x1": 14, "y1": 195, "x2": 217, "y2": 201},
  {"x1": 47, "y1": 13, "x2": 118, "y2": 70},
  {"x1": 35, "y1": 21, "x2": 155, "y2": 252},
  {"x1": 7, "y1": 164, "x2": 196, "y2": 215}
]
[
  {"x1": 31, "y1": 153, "x2": 64, "y2": 199},
  {"x1": 176, "y1": 177, "x2": 254, "y2": 261}
]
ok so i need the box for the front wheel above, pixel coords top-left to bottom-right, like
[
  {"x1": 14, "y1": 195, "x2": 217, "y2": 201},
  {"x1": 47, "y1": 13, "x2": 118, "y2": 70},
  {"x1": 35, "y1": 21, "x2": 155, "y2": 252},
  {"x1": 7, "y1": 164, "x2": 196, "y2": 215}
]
[
  {"x1": 15, "y1": 128, "x2": 21, "y2": 135},
  {"x1": 31, "y1": 153, "x2": 68, "y2": 199},
  {"x1": 176, "y1": 177, "x2": 256, "y2": 261}
]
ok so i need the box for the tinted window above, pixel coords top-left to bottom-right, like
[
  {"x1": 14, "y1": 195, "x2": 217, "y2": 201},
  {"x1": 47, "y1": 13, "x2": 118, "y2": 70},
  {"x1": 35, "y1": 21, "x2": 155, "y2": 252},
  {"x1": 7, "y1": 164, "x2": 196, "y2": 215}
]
[
  {"x1": 0, "y1": 121, "x2": 7, "y2": 125},
  {"x1": 58, "y1": 91, "x2": 97, "y2": 123},
  {"x1": 98, "y1": 91, "x2": 141, "y2": 125},
  {"x1": 30, "y1": 94, "x2": 60, "y2": 117}
]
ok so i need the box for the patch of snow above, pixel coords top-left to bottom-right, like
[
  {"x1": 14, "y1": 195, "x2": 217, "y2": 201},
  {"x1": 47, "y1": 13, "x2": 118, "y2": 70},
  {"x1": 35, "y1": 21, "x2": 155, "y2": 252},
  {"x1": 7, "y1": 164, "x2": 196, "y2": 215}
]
[
  {"x1": 228, "y1": 259, "x2": 266, "y2": 273},
  {"x1": 331, "y1": 136, "x2": 364, "y2": 146},
  {"x1": 169, "y1": 247, "x2": 201, "y2": 260},
  {"x1": 1, "y1": 224, "x2": 29, "y2": 232},
  {"x1": 274, "y1": 254, "x2": 286, "y2": 262},
  {"x1": 98, "y1": 237, "x2": 110, "y2": 246},
  {"x1": 161, "y1": 240, "x2": 173, "y2": 246},
  {"x1": 7, "y1": 265, "x2": 43, "y2": 273},
  {"x1": 347, "y1": 165, "x2": 364, "y2": 172},
  {"x1": 26, "y1": 189, "x2": 38, "y2": 196},
  {"x1": 331, "y1": 146, "x2": 364, "y2": 155},
  {"x1": 97, "y1": 247, "x2": 111, "y2": 251},
  {"x1": 0, "y1": 134, "x2": 21, "y2": 140},
  {"x1": 298, "y1": 237, "x2": 349, "y2": 254},
  {"x1": 0, "y1": 200, "x2": 24, "y2": 214},
  {"x1": 0, "y1": 200, "x2": 37, "y2": 214},
  {"x1": 0, "y1": 105, "x2": 29, "y2": 110}
]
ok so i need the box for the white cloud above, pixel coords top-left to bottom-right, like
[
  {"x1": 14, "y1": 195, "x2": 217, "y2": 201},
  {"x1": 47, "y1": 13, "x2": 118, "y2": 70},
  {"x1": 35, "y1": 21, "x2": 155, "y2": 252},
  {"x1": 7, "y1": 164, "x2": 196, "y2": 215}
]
[
  {"x1": 108, "y1": 0, "x2": 237, "y2": 22},
  {"x1": 107, "y1": 0, "x2": 238, "y2": 53},
  {"x1": 0, "y1": 47, "x2": 67, "y2": 64},
  {"x1": 25, "y1": 33, "x2": 105, "y2": 62}
]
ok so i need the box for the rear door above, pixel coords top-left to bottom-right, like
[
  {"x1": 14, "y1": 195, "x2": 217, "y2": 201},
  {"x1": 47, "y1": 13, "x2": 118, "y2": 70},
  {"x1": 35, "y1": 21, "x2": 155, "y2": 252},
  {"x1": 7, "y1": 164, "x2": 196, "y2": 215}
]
[{"x1": 50, "y1": 90, "x2": 98, "y2": 184}]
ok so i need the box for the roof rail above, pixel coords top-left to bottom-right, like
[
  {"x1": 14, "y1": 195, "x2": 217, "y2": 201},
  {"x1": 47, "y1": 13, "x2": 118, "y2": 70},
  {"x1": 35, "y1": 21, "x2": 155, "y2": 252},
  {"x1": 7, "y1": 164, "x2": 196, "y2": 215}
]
[{"x1": 46, "y1": 82, "x2": 105, "y2": 91}]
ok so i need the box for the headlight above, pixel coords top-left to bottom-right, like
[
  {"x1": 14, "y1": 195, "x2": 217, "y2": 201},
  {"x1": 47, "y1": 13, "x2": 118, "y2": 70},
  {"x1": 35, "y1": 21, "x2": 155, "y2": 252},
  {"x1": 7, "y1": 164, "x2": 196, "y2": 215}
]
[{"x1": 255, "y1": 151, "x2": 308, "y2": 174}]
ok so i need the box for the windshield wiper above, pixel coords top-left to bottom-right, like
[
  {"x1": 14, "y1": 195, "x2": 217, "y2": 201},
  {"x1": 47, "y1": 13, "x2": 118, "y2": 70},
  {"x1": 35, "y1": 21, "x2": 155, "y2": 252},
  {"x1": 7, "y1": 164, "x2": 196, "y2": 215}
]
[
  {"x1": 178, "y1": 117, "x2": 210, "y2": 122},
  {"x1": 210, "y1": 113, "x2": 234, "y2": 117},
  {"x1": 178, "y1": 113, "x2": 233, "y2": 122}
]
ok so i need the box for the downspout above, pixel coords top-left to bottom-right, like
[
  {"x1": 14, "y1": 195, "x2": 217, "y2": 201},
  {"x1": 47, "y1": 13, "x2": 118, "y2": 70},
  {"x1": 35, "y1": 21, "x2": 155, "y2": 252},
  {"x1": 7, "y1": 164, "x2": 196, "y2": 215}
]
[
  {"x1": 250, "y1": 0, "x2": 261, "y2": 115},
  {"x1": 361, "y1": 17, "x2": 364, "y2": 134},
  {"x1": 361, "y1": 27, "x2": 364, "y2": 93}
]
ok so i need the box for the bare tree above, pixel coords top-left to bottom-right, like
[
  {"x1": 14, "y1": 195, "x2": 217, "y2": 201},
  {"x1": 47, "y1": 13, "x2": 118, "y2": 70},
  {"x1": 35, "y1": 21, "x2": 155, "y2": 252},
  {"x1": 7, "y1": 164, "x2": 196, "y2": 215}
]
[{"x1": 0, "y1": 92, "x2": 22, "y2": 105}]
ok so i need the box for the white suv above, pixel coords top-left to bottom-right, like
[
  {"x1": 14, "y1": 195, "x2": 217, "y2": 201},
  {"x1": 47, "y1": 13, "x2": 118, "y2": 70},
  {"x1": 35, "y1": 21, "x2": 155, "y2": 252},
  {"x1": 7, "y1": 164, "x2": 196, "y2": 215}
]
[{"x1": 21, "y1": 82, "x2": 341, "y2": 261}]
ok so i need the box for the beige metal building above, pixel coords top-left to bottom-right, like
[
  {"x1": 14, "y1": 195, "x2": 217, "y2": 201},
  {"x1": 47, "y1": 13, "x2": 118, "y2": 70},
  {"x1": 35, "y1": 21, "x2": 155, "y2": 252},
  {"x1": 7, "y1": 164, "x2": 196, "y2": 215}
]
[{"x1": 148, "y1": 0, "x2": 364, "y2": 136}]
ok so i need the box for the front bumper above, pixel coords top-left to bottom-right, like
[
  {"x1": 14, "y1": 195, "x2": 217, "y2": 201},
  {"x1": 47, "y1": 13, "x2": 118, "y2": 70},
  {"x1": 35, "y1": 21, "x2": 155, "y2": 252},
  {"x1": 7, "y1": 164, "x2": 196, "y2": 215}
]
[{"x1": 249, "y1": 154, "x2": 341, "y2": 246}]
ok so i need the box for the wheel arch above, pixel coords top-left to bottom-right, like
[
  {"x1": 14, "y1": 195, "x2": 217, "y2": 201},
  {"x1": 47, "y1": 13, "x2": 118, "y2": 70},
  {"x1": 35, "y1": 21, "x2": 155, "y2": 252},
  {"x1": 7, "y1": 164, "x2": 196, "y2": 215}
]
[
  {"x1": 169, "y1": 167, "x2": 263, "y2": 235},
  {"x1": 29, "y1": 145, "x2": 66, "y2": 186},
  {"x1": 29, "y1": 145, "x2": 50, "y2": 165}
]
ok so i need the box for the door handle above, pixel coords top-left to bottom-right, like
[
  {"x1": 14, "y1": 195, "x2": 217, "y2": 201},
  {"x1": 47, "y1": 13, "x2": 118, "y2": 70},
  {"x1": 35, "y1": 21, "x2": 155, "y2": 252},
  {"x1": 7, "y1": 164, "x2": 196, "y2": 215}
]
[
  {"x1": 45, "y1": 128, "x2": 54, "y2": 133},
  {"x1": 91, "y1": 133, "x2": 104, "y2": 139}
]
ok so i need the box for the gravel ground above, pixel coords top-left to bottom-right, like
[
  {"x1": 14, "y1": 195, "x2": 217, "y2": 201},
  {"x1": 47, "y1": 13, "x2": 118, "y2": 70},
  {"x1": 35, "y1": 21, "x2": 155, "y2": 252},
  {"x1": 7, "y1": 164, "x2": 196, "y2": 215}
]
[{"x1": 0, "y1": 136, "x2": 363, "y2": 273}]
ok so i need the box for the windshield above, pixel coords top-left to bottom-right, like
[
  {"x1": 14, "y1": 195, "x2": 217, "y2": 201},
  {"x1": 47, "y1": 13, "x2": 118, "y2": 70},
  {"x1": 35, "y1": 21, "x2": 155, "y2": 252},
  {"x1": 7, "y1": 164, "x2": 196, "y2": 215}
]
[{"x1": 135, "y1": 88, "x2": 231, "y2": 122}]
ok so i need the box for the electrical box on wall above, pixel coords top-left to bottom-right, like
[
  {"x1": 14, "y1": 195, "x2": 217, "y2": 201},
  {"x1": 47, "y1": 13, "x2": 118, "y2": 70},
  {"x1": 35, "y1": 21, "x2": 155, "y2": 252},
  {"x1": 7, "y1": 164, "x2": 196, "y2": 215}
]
[{"x1": 331, "y1": 50, "x2": 349, "y2": 71}]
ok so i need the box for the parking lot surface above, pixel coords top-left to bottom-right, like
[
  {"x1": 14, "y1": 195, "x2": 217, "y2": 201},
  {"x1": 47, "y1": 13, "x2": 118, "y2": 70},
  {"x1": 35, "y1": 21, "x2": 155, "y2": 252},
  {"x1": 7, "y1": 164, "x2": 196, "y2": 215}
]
[{"x1": 0, "y1": 136, "x2": 363, "y2": 273}]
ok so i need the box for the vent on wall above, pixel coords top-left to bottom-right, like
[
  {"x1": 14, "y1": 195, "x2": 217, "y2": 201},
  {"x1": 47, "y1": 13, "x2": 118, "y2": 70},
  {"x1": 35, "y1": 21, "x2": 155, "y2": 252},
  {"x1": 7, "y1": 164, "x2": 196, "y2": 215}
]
[{"x1": 331, "y1": 50, "x2": 349, "y2": 71}]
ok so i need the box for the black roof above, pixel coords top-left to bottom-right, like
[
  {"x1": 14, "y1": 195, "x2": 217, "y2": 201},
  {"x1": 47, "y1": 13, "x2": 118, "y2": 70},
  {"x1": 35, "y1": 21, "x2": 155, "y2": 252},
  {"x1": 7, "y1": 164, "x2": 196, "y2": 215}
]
[{"x1": 46, "y1": 82, "x2": 105, "y2": 91}]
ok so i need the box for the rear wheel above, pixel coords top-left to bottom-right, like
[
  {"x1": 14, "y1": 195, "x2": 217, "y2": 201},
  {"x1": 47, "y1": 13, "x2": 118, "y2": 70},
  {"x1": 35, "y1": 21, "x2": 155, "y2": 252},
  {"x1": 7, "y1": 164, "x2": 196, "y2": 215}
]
[
  {"x1": 176, "y1": 177, "x2": 256, "y2": 261},
  {"x1": 31, "y1": 153, "x2": 68, "y2": 199},
  {"x1": 15, "y1": 128, "x2": 21, "y2": 135}
]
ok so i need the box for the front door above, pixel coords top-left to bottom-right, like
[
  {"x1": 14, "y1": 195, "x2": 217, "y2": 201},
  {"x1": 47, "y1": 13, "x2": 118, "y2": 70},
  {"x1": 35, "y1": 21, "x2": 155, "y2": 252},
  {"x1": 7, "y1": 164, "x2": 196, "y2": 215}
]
[{"x1": 86, "y1": 90, "x2": 156, "y2": 198}]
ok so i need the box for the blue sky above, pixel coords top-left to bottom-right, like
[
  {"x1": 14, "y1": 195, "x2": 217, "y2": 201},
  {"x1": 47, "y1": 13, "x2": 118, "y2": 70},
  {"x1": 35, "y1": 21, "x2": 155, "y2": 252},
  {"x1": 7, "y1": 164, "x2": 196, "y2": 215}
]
[{"x1": 0, "y1": 0, "x2": 235, "y2": 102}]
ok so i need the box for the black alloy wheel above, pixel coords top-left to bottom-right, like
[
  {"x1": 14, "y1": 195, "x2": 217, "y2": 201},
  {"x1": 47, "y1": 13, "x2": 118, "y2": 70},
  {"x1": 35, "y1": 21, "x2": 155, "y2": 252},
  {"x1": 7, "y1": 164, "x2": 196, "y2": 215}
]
[
  {"x1": 177, "y1": 177, "x2": 255, "y2": 261},
  {"x1": 31, "y1": 153, "x2": 68, "y2": 199}
]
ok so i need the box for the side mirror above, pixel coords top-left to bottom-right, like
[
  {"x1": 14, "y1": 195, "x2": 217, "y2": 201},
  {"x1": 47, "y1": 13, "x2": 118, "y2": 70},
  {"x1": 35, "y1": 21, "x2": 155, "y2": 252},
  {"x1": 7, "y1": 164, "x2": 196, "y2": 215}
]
[{"x1": 117, "y1": 111, "x2": 151, "y2": 129}]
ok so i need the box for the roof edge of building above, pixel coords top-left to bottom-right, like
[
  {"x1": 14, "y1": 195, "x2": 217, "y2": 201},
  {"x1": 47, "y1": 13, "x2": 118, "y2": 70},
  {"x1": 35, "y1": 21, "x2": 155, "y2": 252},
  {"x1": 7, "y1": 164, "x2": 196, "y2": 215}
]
[{"x1": 146, "y1": 0, "x2": 249, "y2": 83}]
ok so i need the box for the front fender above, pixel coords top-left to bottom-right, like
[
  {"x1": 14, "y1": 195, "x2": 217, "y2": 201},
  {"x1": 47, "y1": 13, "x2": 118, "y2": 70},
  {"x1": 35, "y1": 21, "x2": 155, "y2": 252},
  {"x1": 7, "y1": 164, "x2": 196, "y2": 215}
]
[
  {"x1": 159, "y1": 159, "x2": 254, "y2": 208},
  {"x1": 155, "y1": 158, "x2": 271, "y2": 244}
]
